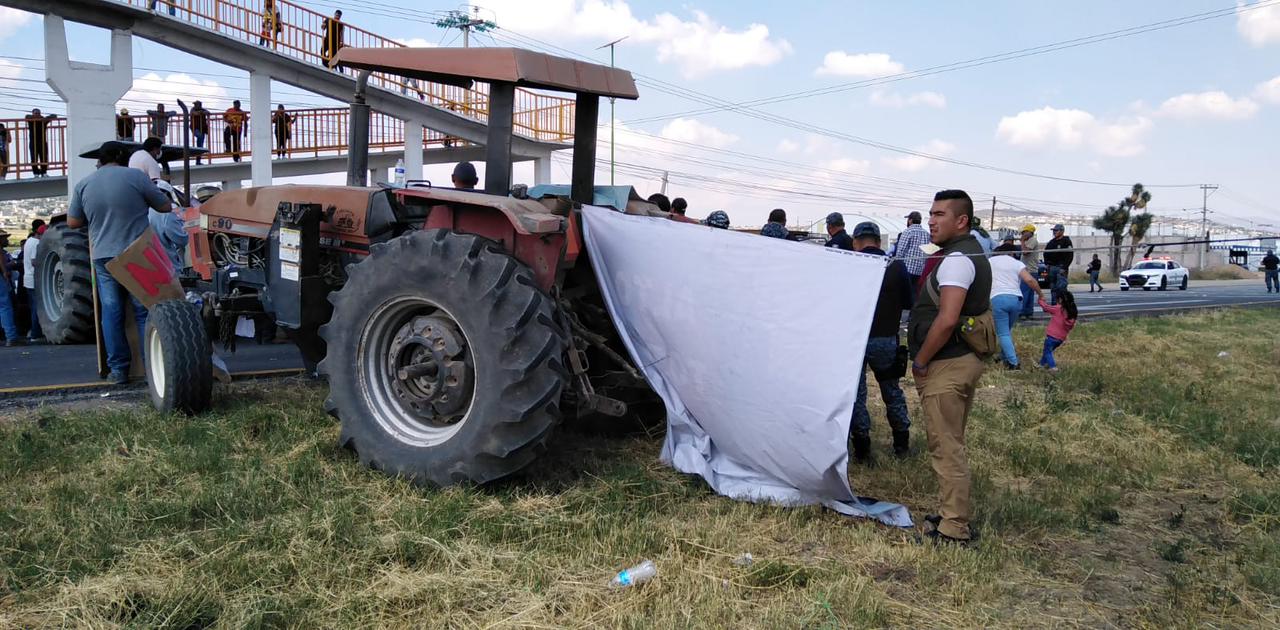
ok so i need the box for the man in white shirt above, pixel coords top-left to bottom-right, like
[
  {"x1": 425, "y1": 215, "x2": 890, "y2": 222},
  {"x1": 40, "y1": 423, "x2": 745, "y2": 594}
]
[
  {"x1": 907, "y1": 189, "x2": 991, "y2": 545},
  {"x1": 21, "y1": 220, "x2": 45, "y2": 342},
  {"x1": 128, "y1": 137, "x2": 166, "y2": 182}
]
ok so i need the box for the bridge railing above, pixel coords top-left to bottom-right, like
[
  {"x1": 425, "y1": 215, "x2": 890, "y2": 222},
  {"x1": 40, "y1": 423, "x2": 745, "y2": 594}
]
[
  {"x1": 128, "y1": 0, "x2": 575, "y2": 142},
  {"x1": 0, "y1": 106, "x2": 470, "y2": 181},
  {"x1": 0, "y1": 116, "x2": 68, "y2": 180}
]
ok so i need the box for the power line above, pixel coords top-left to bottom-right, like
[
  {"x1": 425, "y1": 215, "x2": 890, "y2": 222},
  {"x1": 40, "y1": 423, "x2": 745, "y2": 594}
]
[
  {"x1": 487, "y1": 27, "x2": 1203, "y2": 188},
  {"x1": 624, "y1": 1, "x2": 1280, "y2": 124}
]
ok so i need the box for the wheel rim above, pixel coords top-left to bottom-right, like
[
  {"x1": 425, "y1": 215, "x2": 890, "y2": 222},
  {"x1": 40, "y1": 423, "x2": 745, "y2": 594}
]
[
  {"x1": 38, "y1": 251, "x2": 64, "y2": 323},
  {"x1": 148, "y1": 327, "x2": 166, "y2": 394},
  {"x1": 358, "y1": 296, "x2": 476, "y2": 447}
]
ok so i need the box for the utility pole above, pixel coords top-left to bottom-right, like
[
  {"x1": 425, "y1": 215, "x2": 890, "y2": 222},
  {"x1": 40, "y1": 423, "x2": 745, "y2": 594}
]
[
  {"x1": 596, "y1": 36, "x2": 628, "y2": 186},
  {"x1": 660, "y1": 170, "x2": 669, "y2": 195},
  {"x1": 434, "y1": 6, "x2": 495, "y2": 48},
  {"x1": 1200, "y1": 184, "x2": 1217, "y2": 269},
  {"x1": 990, "y1": 196, "x2": 996, "y2": 231}
]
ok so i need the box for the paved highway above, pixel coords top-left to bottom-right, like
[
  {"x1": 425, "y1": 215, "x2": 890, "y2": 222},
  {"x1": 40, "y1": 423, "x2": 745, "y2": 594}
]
[
  {"x1": 1058, "y1": 278, "x2": 1280, "y2": 319},
  {"x1": 0, "y1": 341, "x2": 303, "y2": 394},
  {"x1": 0, "y1": 279, "x2": 1275, "y2": 397}
]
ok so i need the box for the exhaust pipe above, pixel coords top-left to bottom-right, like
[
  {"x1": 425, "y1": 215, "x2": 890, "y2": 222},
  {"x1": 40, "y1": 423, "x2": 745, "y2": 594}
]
[
  {"x1": 346, "y1": 70, "x2": 371, "y2": 187},
  {"x1": 177, "y1": 99, "x2": 191, "y2": 200}
]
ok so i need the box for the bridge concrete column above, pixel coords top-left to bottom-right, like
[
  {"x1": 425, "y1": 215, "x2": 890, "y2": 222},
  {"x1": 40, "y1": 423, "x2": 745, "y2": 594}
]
[
  {"x1": 42, "y1": 15, "x2": 132, "y2": 195},
  {"x1": 222, "y1": 179, "x2": 242, "y2": 191},
  {"x1": 250, "y1": 71, "x2": 271, "y2": 186},
  {"x1": 403, "y1": 119, "x2": 425, "y2": 181},
  {"x1": 369, "y1": 167, "x2": 386, "y2": 185},
  {"x1": 533, "y1": 155, "x2": 553, "y2": 185}
]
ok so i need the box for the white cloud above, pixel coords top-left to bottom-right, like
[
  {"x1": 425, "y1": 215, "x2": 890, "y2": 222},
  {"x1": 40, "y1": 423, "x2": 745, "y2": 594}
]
[
  {"x1": 1238, "y1": 1, "x2": 1280, "y2": 46},
  {"x1": 814, "y1": 51, "x2": 904, "y2": 78},
  {"x1": 996, "y1": 106, "x2": 1152, "y2": 158},
  {"x1": 823, "y1": 157, "x2": 871, "y2": 174},
  {"x1": 882, "y1": 139, "x2": 955, "y2": 172},
  {"x1": 1156, "y1": 91, "x2": 1259, "y2": 120},
  {"x1": 0, "y1": 59, "x2": 24, "y2": 81},
  {"x1": 1254, "y1": 75, "x2": 1280, "y2": 104},
  {"x1": 481, "y1": 1, "x2": 790, "y2": 78},
  {"x1": 658, "y1": 117, "x2": 738, "y2": 148},
  {"x1": 869, "y1": 89, "x2": 946, "y2": 109},
  {"x1": 121, "y1": 72, "x2": 231, "y2": 111},
  {"x1": 394, "y1": 38, "x2": 438, "y2": 48},
  {"x1": 776, "y1": 138, "x2": 800, "y2": 153},
  {"x1": 0, "y1": 8, "x2": 33, "y2": 40}
]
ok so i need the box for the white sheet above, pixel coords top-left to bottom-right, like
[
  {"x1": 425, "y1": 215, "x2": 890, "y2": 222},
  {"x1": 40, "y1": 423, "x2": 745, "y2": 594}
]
[{"x1": 581, "y1": 205, "x2": 912, "y2": 527}]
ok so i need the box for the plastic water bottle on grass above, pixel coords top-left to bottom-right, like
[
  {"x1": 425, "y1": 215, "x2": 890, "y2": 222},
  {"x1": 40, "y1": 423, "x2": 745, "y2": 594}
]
[{"x1": 611, "y1": 560, "x2": 657, "y2": 587}]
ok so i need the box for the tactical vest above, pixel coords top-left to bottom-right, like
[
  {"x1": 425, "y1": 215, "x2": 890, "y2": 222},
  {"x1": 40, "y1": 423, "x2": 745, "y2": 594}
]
[{"x1": 908, "y1": 234, "x2": 992, "y2": 360}]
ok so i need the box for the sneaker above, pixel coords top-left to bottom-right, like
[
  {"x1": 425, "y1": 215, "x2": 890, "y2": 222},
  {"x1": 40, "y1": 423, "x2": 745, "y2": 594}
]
[
  {"x1": 5, "y1": 338, "x2": 26, "y2": 347},
  {"x1": 1002, "y1": 361, "x2": 1021, "y2": 371},
  {"x1": 27, "y1": 336, "x2": 47, "y2": 345},
  {"x1": 108, "y1": 370, "x2": 129, "y2": 385}
]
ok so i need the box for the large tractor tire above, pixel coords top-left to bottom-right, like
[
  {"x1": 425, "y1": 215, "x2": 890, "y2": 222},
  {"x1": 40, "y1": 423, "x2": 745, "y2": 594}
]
[
  {"x1": 34, "y1": 222, "x2": 95, "y2": 344},
  {"x1": 320, "y1": 230, "x2": 567, "y2": 487},
  {"x1": 144, "y1": 300, "x2": 213, "y2": 415}
]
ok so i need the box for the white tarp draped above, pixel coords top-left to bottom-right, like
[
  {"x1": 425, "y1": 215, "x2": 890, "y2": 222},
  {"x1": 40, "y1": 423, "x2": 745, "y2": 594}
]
[{"x1": 581, "y1": 206, "x2": 912, "y2": 527}]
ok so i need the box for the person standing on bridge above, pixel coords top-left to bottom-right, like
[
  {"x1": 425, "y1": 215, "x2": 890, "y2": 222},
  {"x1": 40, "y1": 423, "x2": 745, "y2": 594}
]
[
  {"x1": 146, "y1": 103, "x2": 175, "y2": 142},
  {"x1": 116, "y1": 108, "x2": 135, "y2": 141},
  {"x1": 271, "y1": 105, "x2": 295, "y2": 159},
  {"x1": 67, "y1": 141, "x2": 174, "y2": 384},
  {"x1": 1263, "y1": 249, "x2": 1280, "y2": 293},
  {"x1": 0, "y1": 123, "x2": 9, "y2": 179},
  {"x1": 190, "y1": 101, "x2": 210, "y2": 164},
  {"x1": 321, "y1": 10, "x2": 345, "y2": 67},
  {"x1": 223, "y1": 101, "x2": 247, "y2": 162},
  {"x1": 259, "y1": 0, "x2": 283, "y2": 49},
  {"x1": 24, "y1": 109, "x2": 58, "y2": 178}
]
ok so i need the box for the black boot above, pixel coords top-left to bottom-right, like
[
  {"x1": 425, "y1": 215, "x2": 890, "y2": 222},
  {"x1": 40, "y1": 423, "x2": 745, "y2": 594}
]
[
  {"x1": 853, "y1": 434, "x2": 871, "y2": 464},
  {"x1": 893, "y1": 430, "x2": 910, "y2": 457}
]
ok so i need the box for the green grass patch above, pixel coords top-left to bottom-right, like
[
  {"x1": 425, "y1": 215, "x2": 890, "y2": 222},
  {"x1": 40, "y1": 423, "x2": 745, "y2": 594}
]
[{"x1": 1, "y1": 308, "x2": 1279, "y2": 627}]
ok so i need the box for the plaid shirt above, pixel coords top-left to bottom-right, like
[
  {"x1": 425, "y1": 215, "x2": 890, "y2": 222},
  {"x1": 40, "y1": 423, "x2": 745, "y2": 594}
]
[{"x1": 892, "y1": 224, "x2": 931, "y2": 276}]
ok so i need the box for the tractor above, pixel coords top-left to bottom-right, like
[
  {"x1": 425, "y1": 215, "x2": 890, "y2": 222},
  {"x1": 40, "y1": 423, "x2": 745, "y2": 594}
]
[{"x1": 64, "y1": 47, "x2": 660, "y2": 486}]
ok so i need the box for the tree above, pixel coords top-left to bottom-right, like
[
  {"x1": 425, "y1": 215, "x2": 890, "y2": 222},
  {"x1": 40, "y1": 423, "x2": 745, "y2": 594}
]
[
  {"x1": 1124, "y1": 212, "x2": 1154, "y2": 271},
  {"x1": 1093, "y1": 183, "x2": 1152, "y2": 275}
]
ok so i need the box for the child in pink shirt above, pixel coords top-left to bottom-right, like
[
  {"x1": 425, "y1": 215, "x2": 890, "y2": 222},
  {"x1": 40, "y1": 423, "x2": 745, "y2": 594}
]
[{"x1": 1038, "y1": 290, "x2": 1078, "y2": 371}]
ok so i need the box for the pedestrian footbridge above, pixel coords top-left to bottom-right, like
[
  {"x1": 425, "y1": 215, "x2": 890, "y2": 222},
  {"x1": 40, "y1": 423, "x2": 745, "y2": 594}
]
[{"x1": 0, "y1": 0, "x2": 575, "y2": 199}]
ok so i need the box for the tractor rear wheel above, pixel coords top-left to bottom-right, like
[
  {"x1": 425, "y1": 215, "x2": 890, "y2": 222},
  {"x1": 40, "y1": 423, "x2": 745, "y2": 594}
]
[
  {"x1": 34, "y1": 222, "x2": 95, "y2": 344},
  {"x1": 144, "y1": 300, "x2": 213, "y2": 415},
  {"x1": 320, "y1": 230, "x2": 566, "y2": 487}
]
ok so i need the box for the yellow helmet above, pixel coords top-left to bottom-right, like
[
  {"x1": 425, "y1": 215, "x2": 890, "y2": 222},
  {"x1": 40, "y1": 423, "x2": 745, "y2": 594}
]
[{"x1": 1021, "y1": 224, "x2": 1036, "y2": 233}]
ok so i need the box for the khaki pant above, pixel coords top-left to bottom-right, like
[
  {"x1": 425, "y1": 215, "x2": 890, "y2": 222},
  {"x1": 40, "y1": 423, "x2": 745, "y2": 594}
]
[{"x1": 915, "y1": 352, "x2": 985, "y2": 539}]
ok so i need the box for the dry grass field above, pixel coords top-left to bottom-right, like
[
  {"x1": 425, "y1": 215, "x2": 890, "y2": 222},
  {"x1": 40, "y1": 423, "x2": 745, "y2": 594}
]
[{"x1": 2, "y1": 308, "x2": 1278, "y2": 628}]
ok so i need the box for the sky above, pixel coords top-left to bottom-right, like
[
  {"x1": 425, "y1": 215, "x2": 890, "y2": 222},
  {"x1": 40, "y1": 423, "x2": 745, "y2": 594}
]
[{"x1": 1, "y1": 0, "x2": 1278, "y2": 232}]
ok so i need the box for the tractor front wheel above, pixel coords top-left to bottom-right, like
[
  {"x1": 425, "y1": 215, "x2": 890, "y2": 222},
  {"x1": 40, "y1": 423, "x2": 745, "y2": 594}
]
[
  {"x1": 320, "y1": 230, "x2": 566, "y2": 486},
  {"x1": 145, "y1": 300, "x2": 213, "y2": 415}
]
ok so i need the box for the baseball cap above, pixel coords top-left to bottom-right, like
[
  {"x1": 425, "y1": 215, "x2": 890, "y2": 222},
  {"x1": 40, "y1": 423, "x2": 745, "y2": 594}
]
[
  {"x1": 905, "y1": 210, "x2": 922, "y2": 222},
  {"x1": 852, "y1": 221, "x2": 880, "y2": 239},
  {"x1": 1052, "y1": 223, "x2": 1065, "y2": 231},
  {"x1": 825, "y1": 212, "x2": 845, "y2": 226},
  {"x1": 1021, "y1": 224, "x2": 1036, "y2": 233},
  {"x1": 705, "y1": 210, "x2": 730, "y2": 229},
  {"x1": 452, "y1": 161, "x2": 477, "y2": 180}
]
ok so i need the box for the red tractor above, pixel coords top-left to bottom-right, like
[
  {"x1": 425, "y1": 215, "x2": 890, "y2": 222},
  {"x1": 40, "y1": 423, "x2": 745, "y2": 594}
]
[{"x1": 150, "y1": 47, "x2": 658, "y2": 485}]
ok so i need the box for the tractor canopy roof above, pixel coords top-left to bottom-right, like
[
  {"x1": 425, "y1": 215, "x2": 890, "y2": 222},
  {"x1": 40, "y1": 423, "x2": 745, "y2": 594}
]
[
  {"x1": 335, "y1": 47, "x2": 638, "y2": 99},
  {"x1": 528, "y1": 184, "x2": 658, "y2": 214},
  {"x1": 78, "y1": 140, "x2": 208, "y2": 163}
]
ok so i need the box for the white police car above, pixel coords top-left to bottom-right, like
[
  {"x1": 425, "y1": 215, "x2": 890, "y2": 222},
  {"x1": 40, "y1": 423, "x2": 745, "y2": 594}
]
[{"x1": 1119, "y1": 257, "x2": 1189, "y2": 291}]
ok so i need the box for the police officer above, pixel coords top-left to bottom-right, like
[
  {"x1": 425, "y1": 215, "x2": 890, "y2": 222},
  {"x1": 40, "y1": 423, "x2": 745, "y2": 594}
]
[{"x1": 824, "y1": 212, "x2": 853, "y2": 250}]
